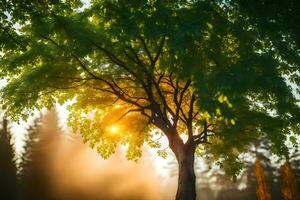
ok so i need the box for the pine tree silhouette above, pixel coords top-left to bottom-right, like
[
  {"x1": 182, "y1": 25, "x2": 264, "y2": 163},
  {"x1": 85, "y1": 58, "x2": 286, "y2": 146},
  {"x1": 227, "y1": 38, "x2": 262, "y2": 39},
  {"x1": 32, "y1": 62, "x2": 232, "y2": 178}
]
[
  {"x1": 19, "y1": 110, "x2": 61, "y2": 200},
  {"x1": 19, "y1": 116, "x2": 43, "y2": 199},
  {"x1": 0, "y1": 117, "x2": 19, "y2": 200}
]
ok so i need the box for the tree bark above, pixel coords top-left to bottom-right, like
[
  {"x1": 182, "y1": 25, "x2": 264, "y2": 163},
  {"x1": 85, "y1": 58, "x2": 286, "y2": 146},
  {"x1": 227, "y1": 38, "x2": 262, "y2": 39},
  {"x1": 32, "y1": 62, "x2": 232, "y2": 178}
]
[
  {"x1": 171, "y1": 139, "x2": 196, "y2": 200},
  {"x1": 281, "y1": 161, "x2": 300, "y2": 200},
  {"x1": 254, "y1": 158, "x2": 272, "y2": 200}
]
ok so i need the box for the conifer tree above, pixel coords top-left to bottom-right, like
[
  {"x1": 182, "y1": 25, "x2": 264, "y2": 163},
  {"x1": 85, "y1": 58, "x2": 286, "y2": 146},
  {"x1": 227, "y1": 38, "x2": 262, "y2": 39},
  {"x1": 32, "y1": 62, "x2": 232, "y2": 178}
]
[
  {"x1": 19, "y1": 116, "x2": 43, "y2": 199},
  {"x1": 19, "y1": 110, "x2": 61, "y2": 200},
  {"x1": 0, "y1": 117, "x2": 19, "y2": 200}
]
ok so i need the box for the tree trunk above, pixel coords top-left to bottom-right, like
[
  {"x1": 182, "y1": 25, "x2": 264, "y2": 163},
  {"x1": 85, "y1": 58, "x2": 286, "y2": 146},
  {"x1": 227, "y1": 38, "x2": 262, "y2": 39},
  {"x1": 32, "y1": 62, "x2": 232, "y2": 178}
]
[
  {"x1": 254, "y1": 157, "x2": 272, "y2": 200},
  {"x1": 173, "y1": 143, "x2": 196, "y2": 200},
  {"x1": 281, "y1": 161, "x2": 300, "y2": 200}
]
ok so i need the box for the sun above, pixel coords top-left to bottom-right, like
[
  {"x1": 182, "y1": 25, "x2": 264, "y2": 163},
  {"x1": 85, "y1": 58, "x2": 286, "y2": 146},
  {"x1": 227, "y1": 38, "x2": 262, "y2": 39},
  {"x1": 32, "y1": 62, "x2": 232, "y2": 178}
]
[{"x1": 109, "y1": 125, "x2": 119, "y2": 134}]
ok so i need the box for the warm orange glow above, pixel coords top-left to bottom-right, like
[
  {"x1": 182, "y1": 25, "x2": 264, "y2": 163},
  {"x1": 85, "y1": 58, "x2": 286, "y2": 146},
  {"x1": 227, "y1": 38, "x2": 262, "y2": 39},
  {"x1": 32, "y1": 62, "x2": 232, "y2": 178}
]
[{"x1": 109, "y1": 125, "x2": 119, "y2": 134}]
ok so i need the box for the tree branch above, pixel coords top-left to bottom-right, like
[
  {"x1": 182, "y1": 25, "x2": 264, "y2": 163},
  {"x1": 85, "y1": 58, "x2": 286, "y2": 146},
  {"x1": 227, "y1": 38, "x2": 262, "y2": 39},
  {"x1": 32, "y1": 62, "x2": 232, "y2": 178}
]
[
  {"x1": 152, "y1": 36, "x2": 165, "y2": 66},
  {"x1": 0, "y1": 26, "x2": 27, "y2": 50},
  {"x1": 187, "y1": 93, "x2": 196, "y2": 140},
  {"x1": 138, "y1": 36, "x2": 154, "y2": 64},
  {"x1": 115, "y1": 108, "x2": 144, "y2": 123}
]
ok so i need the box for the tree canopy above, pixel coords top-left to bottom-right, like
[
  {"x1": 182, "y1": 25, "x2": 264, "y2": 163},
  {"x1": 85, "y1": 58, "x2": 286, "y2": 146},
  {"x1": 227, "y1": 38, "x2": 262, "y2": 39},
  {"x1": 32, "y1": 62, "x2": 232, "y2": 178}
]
[{"x1": 1, "y1": 0, "x2": 299, "y2": 177}]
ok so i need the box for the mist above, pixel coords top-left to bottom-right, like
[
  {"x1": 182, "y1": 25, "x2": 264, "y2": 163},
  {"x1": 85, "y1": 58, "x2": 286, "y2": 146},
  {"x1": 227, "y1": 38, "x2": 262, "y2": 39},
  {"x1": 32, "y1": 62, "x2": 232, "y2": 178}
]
[
  {"x1": 39, "y1": 110, "x2": 175, "y2": 200},
  {"x1": 3, "y1": 110, "x2": 298, "y2": 200}
]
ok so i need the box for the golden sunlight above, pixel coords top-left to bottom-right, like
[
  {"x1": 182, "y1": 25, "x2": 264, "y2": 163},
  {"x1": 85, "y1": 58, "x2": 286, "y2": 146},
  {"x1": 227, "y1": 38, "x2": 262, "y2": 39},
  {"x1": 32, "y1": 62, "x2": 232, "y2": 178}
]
[{"x1": 109, "y1": 125, "x2": 119, "y2": 134}]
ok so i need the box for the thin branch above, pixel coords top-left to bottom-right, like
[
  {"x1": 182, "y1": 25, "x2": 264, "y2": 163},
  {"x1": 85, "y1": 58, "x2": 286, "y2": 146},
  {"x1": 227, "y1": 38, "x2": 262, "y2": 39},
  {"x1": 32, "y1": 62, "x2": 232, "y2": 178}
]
[
  {"x1": 194, "y1": 122, "x2": 217, "y2": 145},
  {"x1": 90, "y1": 39, "x2": 152, "y2": 102},
  {"x1": 42, "y1": 36, "x2": 104, "y2": 82},
  {"x1": 138, "y1": 36, "x2": 154, "y2": 64},
  {"x1": 90, "y1": 40, "x2": 140, "y2": 79},
  {"x1": 115, "y1": 108, "x2": 143, "y2": 123},
  {"x1": 187, "y1": 93, "x2": 196, "y2": 140},
  {"x1": 174, "y1": 79, "x2": 191, "y2": 126},
  {"x1": 0, "y1": 26, "x2": 27, "y2": 50},
  {"x1": 152, "y1": 77, "x2": 175, "y2": 119},
  {"x1": 152, "y1": 36, "x2": 166, "y2": 66},
  {"x1": 124, "y1": 45, "x2": 145, "y2": 67},
  {"x1": 192, "y1": 112, "x2": 199, "y2": 119}
]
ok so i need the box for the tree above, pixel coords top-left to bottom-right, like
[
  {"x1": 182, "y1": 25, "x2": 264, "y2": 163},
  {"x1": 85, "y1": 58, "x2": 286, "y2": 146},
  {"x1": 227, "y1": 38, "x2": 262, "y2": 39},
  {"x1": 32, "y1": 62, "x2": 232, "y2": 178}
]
[
  {"x1": 1, "y1": 1, "x2": 299, "y2": 199},
  {"x1": 0, "y1": 117, "x2": 19, "y2": 200},
  {"x1": 289, "y1": 149, "x2": 300, "y2": 188},
  {"x1": 243, "y1": 136, "x2": 282, "y2": 200},
  {"x1": 279, "y1": 147, "x2": 300, "y2": 200},
  {"x1": 19, "y1": 117, "x2": 42, "y2": 199},
  {"x1": 19, "y1": 110, "x2": 61, "y2": 200},
  {"x1": 254, "y1": 158, "x2": 272, "y2": 200},
  {"x1": 281, "y1": 161, "x2": 300, "y2": 200}
]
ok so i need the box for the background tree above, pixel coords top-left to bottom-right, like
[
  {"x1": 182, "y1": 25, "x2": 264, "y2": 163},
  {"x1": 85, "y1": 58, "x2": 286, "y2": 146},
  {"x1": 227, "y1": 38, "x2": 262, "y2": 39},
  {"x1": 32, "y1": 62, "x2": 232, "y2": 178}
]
[
  {"x1": 250, "y1": 137, "x2": 282, "y2": 200},
  {"x1": 280, "y1": 161, "x2": 300, "y2": 200},
  {"x1": 19, "y1": 116, "x2": 45, "y2": 200},
  {"x1": 0, "y1": 117, "x2": 19, "y2": 200},
  {"x1": 200, "y1": 158, "x2": 242, "y2": 200},
  {"x1": 19, "y1": 110, "x2": 61, "y2": 200},
  {"x1": 289, "y1": 149, "x2": 300, "y2": 189},
  {"x1": 1, "y1": 1, "x2": 299, "y2": 200},
  {"x1": 255, "y1": 158, "x2": 272, "y2": 200}
]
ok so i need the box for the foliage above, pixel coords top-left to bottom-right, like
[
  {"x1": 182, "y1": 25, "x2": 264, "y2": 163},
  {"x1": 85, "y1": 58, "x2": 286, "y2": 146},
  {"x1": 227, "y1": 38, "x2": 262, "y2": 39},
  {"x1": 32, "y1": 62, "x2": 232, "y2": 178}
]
[
  {"x1": 0, "y1": 0, "x2": 299, "y2": 177},
  {"x1": 231, "y1": 0, "x2": 300, "y2": 54}
]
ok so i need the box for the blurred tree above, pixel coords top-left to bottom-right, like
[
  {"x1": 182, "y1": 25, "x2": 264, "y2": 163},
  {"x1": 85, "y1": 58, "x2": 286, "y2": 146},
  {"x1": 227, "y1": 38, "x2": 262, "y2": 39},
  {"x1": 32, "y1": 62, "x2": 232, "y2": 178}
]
[
  {"x1": 280, "y1": 161, "x2": 299, "y2": 200},
  {"x1": 19, "y1": 116, "x2": 43, "y2": 199},
  {"x1": 0, "y1": 117, "x2": 19, "y2": 200},
  {"x1": 214, "y1": 136, "x2": 281, "y2": 200},
  {"x1": 19, "y1": 110, "x2": 61, "y2": 200},
  {"x1": 198, "y1": 155, "x2": 247, "y2": 200},
  {"x1": 1, "y1": 1, "x2": 300, "y2": 199},
  {"x1": 289, "y1": 150, "x2": 300, "y2": 188},
  {"x1": 210, "y1": 172, "x2": 241, "y2": 200},
  {"x1": 255, "y1": 158, "x2": 272, "y2": 200},
  {"x1": 252, "y1": 138, "x2": 281, "y2": 200}
]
